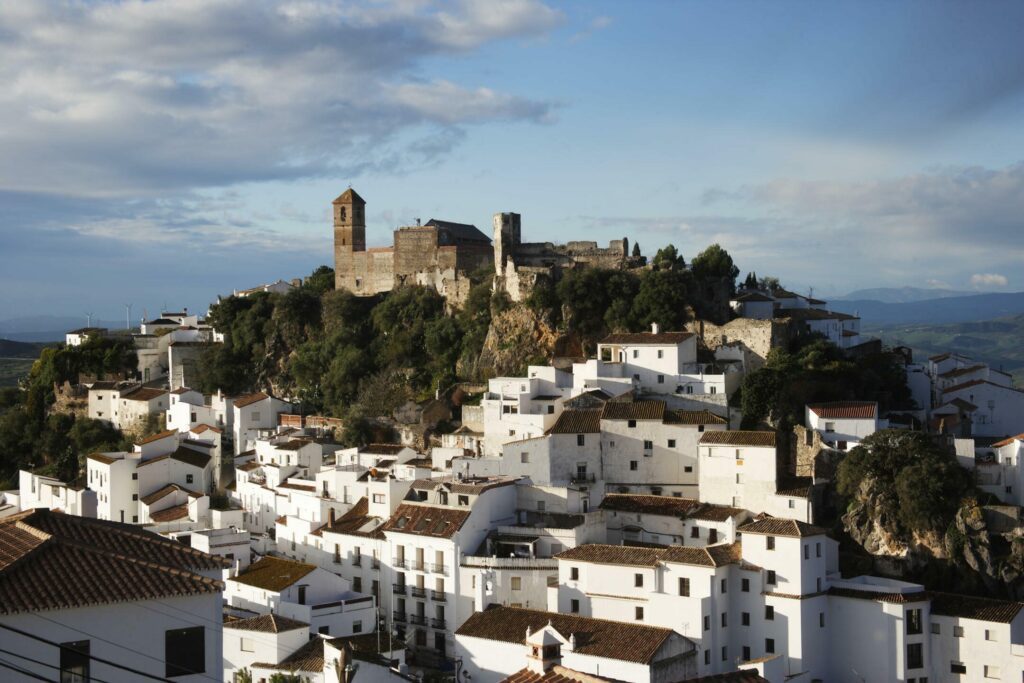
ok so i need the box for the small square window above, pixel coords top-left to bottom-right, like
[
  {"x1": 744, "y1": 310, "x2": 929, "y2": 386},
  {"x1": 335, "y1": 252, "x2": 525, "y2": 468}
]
[
  {"x1": 570, "y1": 599, "x2": 579, "y2": 613},
  {"x1": 766, "y1": 570, "x2": 776, "y2": 585},
  {"x1": 630, "y1": 461, "x2": 638, "y2": 471},
  {"x1": 577, "y1": 434, "x2": 585, "y2": 446},
  {"x1": 684, "y1": 465, "x2": 693, "y2": 473},
  {"x1": 765, "y1": 606, "x2": 774, "y2": 620},
  {"x1": 741, "y1": 578, "x2": 749, "y2": 592},
  {"x1": 635, "y1": 606, "x2": 644, "y2": 621},
  {"x1": 741, "y1": 612, "x2": 750, "y2": 626},
  {"x1": 679, "y1": 578, "x2": 690, "y2": 596},
  {"x1": 521, "y1": 452, "x2": 529, "y2": 463},
  {"x1": 765, "y1": 638, "x2": 775, "y2": 654},
  {"x1": 634, "y1": 573, "x2": 643, "y2": 587},
  {"x1": 627, "y1": 420, "x2": 637, "y2": 428},
  {"x1": 668, "y1": 439, "x2": 676, "y2": 448}
]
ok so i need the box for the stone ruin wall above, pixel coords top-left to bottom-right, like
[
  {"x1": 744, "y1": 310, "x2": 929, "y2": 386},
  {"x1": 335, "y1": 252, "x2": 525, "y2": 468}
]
[{"x1": 686, "y1": 317, "x2": 793, "y2": 371}]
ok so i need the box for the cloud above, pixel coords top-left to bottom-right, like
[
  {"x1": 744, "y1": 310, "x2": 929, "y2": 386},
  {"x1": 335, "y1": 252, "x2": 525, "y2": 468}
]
[
  {"x1": 0, "y1": 0, "x2": 561, "y2": 198},
  {"x1": 570, "y1": 15, "x2": 611, "y2": 43},
  {"x1": 970, "y1": 273, "x2": 1009, "y2": 290},
  {"x1": 925, "y1": 279, "x2": 951, "y2": 290}
]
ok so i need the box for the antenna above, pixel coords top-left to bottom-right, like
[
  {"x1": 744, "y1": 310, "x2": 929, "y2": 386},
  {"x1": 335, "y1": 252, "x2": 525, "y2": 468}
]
[{"x1": 124, "y1": 303, "x2": 132, "y2": 331}]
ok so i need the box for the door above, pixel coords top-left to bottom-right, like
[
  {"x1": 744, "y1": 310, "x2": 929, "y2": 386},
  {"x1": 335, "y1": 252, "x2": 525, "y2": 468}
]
[{"x1": 298, "y1": 585, "x2": 307, "y2": 605}]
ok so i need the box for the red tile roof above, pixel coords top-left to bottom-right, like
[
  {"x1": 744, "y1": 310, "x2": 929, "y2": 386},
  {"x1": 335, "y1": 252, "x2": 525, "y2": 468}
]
[
  {"x1": 699, "y1": 431, "x2": 776, "y2": 447},
  {"x1": 234, "y1": 391, "x2": 270, "y2": 408},
  {"x1": 738, "y1": 517, "x2": 827, "y2": 537},
  {"x1": 121, "y1": 387, "x2": 168, "y2": 402},
  {"x1": 600, "y1": 331, "x2": 693, "y2": 345},
  {"x1": 225, "y1": 613, "x2": 309, "y2": 633},
  {"x1": 599, "y1": 494, "x2": 743, "y2": 522},
  {"x1": 664, "y1": 409, "x2": 728, "y2": 425},
  {"x1": 0, "y1": 510, "x2": 224, "y2": 615},
  {"x1": 456, "y1": 605, "x2": 675, "y2": 664},
  {"x1": 930, "y1": 591, "x2": 1024, "y2": 623},
  {"x1": 381, "y1": 503, "x2": 470, "y2": 539},
  {"x1": 807, "y1": 402, "x2": 877, "y2": 419},
  {"x1": 501, "y1": 666, "x2": 618, "y2": 683},
  {"x1": 149, "y1": 504, "x2": 190, "y2": 523},
  {"x1": 601, "y1": 400, "x2": 665, "y2": 421},
  {"x1": 556, "y1": 542, "x2": 740, "y2": 568},
  {"x1": 136, "y1": 428, "x2": 178, "y2": 445},
  {"x1": 548, "y1": 409, "x2": 603, "y2": 434},
  {"x1": 231, "y1": 556, "x2": 318, "y2": 592},
  {"x1": 944, "y1": 379, "x2": 1023, "y2": 395},
  {"x1": 827, "y1": 587, "x2": 930, "y2": 604}
]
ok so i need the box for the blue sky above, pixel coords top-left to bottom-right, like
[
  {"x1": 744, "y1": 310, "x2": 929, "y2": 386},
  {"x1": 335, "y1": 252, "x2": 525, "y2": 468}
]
[{"x1": 1, "y1": 0, "x2": 1023, "y2": 322}]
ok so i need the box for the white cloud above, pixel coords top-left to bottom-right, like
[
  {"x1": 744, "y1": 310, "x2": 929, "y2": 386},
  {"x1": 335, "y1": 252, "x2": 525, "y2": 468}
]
[{"x1": 970, "y1": 273, "x2": 1009, "y2": 289}]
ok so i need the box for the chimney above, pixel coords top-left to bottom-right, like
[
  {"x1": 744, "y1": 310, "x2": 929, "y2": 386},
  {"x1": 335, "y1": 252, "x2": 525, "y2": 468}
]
[{"x1": 651, "y1": 322, "x2": 660, "y2": 335}]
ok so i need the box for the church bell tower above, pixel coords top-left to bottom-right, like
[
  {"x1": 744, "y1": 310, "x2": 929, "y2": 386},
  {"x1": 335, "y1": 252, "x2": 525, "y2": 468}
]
[{"x1": 333, "y1": 188, "x2": 366, "y2": 290}]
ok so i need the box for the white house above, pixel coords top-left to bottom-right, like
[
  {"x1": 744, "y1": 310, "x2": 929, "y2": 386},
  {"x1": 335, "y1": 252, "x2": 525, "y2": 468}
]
[
  {"x1": 729, "y1": 292, "x2": 776, "y2": 320},
  {"x1": 233, "y1": 392, "x2": 294, "y2": 454},
  {"x1": 600, "y1": 494, "x2": 748, "y2": 547},
  {"x1": 454, "y1": 605, "x2": 698, "y2": 683},
  {"x1": 480, "y1": 365, "x2": 572, "y2": 456},
  {"x1": 17, "y1": 470, "x2": 96, "y2": 517},
  {"x1": 223, "y1": 613, "x2": 310, "y2": 681},
  {"x1": 0, "y1": 509, "x2": 226, "y2": 683},
  {"x1": 805, "y1": 401, "x2": 881, "y2": 451},
  {"x1": 941, "y1": 380, "x2": 1024, "y2": 439},
  {"x1": 65, "y1": 326, "x2": 107, "y2": 346}
]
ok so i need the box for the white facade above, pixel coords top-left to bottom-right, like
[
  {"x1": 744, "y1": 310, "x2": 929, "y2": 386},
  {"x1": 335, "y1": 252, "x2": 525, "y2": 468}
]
[
  {"x1": 232, "y1": 393, "x2": 294, "y2": 454},
  {"x1": 805, "y1": 402, "x2": 881, "y2": 451}
]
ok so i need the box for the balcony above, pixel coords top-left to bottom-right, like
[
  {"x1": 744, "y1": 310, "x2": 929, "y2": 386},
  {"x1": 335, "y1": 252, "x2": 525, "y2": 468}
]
[
  {"x1": 431, "y1": 590, "x2": 446, "y2": 602},
  {"x1": 392, "y1": 557, "x2": 408, "y2": 569},
  {"x1": 430, "y1": 563, "x2": 448, "y2": 575},
  {"x1": 408, "y1": 560, "x2": 424, "y2": 571},
  {"x1": 409, "y1": 614, "x2": 426, "y2": 625},
  {"x1": 352, "y1": 557, "x2": 362, "y2": 567},
  {"x1": 372, "y1": 559, "x2": 381, "y2": 569},
  {"x1": 393, "y1": 583, "x2": 407, "y2": 595},
  {"x1": 393, "y1": 610, "x2": 406, "y2": 623},
  {"x1": 409, "y1": 586, "x2": 427, "y2": 599},
  {"x1": 570, "y1": 473, "x2": 595, "y2": 484},
  {"x1": 431, "y1": 617, "x2": 446, "y2": 629}
]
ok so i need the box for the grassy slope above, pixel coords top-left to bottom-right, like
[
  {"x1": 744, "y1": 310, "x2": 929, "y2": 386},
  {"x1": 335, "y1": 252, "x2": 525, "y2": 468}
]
[
  {"x1": 0, "y1": 339, "x2": 50, "y2": 387},
  {"x1": 866, "y1": 314, "x2": 1024, "y2": 384}
]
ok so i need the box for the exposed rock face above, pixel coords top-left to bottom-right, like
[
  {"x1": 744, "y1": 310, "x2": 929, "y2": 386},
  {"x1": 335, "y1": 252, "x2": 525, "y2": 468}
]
[{"x1": 476, "y1": 306, "x2": 560, "y2": 377}]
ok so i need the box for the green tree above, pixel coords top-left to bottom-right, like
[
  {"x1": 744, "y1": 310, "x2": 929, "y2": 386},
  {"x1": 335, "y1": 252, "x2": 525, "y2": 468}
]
[
  {"x1": 691, "y1": 243, "x2": 740, "y2": 288},
  {"x1": 651, "y1": 244, "x2": 686, "y2": 271},
  {"x1": 631, "y1": 269, "x2": 690, "y2": 331},
  {"x1": 303, "y1": 265, "x2": 335, "y2": 296}
]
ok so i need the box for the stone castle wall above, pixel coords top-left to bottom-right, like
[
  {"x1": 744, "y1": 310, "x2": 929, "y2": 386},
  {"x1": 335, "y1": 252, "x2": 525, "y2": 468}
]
[{"x1": 686, "y1": 317, "x2": 793, "y2": 371}]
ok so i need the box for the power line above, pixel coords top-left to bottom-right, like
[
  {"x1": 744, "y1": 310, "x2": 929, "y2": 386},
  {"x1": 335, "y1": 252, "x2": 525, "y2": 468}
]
[
  {"x1": 0, "y1": 646, "x2": 115, "y2": 683},
  {"x1": 0, "y1": 656, "x2": 56, "y2": 682},
  {"x1": 1, "y1": 621, "x2": 174, "y2": 683}
]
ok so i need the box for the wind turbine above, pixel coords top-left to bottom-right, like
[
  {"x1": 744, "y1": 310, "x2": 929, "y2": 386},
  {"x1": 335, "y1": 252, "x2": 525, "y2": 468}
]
[{"x1": 124, "y1": 303, "x2": 132, "y2": 332}]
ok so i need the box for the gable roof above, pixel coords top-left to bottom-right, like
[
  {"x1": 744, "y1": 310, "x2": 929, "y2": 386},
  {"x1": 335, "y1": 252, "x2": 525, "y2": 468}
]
[
  {"x1": 699, "y1": 430, "x2": 776, "y2": 447},
  {"x1": 317, "y1": 497, "x2": 386, "y2": 540},
  {"x1": 225, "y1": 613, "x2": 309, "y2": 634},
  {"x1": 993, "y1": 433, "x2": 1024, "y2": 449},
  {"x1": 0, "y1": 509, "x2": 225, "y2": 615},
  {"x1": 737, "y1": 517, "x2": 827, "y2": 537},
  {"x1": 234, "y1": 391, "x2": 270, "y2": 408},
  {"x1": 121, "y1": 387, "x2": 167, "y2": 402},
  {"x1": 929, "y1": 591, "x2": 1024, "y2": 623},
  {"x1": 136, "y1": 428, "x2": 178, "y2": 445},
  {"x1": 333, "y1": 188, "x2": 366, "y2": 204},
  {"x1": 230, "y1": 556, "x2": 318, "y2": 592},
  {"x1": 548, "y1": 409, "x2": 603, "y2": 434},
  {"x1": 425, "y1": 218, "x2": 491, "y2": 243},
  {"x1": 502, "y1": 666, "x2": 618, "y2": 683},
  {"x1": 600, "y1": 331, "x2": 693, "y2": 346},
  {"x1": 807, "y1": 402, "x2": 877, "y2": 419},
  {"x1": 598, "y1": 494, "x2": 743, "y2": 522},
  {"x1": 381, "y1": 503, "x2": 471, "y2": 539},
  {"x1": 254, "y1": 635, "x2": 326, "y2": 672},
  {"x1": 456, "y1": 606, "x2": 675, "y2": 664},
  {"x1": 943, "y1": 379, "x2": 1023, "y2": 395},
  {"x1": 602, "y1": 400, "x2": 665, "y2": 421},
  {"x1": 664, "y1": 409, "x2": 728, "y2": 425},
  {"x1": 556, "y1": 542, "x2": 739, "y2": 569}
]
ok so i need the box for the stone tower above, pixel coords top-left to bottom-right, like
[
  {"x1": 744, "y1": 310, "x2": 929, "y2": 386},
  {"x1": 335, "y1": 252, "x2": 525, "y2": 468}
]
[
  {"x1": 492, "y1": 212, "x2": 521, "y2": 277},
  {"x1": 333, "y1": 188, "x2": 366, "y2": 290}
]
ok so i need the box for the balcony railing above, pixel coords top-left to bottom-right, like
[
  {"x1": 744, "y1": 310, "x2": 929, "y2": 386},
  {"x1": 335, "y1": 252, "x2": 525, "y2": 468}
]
[
  {"x1": 393, "y1": 583, "x2": 407, "y2": 595},
  {"x1": 409, "y1": 614, "x2": 426, "y2": 625},
  {"x1": 392, "y1": 557, "x2": 408, "y2": 569},
  {"x1": 570, "y1": 473, "x2": 595, "y2": 484},
  {"x1": 408, "y1": 560, "x2": 424, "y2": 571},
  {"x1": 352, "y1": 557, "x2": 362, "y2": 567},
  {"x1": 372, "y1": 559, "x2": 381, "y2": 569},
  {"x1": 393, "y1": 611, "x2": 406, "y2": 623},
  {"x1": 409, "y1": 586, "x2": 427, "y2": 599},
  {"x1": 430, "y1": 563, "x2": 448, "y2": 575},
  {"x1": 431, "y1": 590, "x2": 446, "y2": 602},
  {"x1": 431, "y1": 617, "x2": 446, "y2": 629}
]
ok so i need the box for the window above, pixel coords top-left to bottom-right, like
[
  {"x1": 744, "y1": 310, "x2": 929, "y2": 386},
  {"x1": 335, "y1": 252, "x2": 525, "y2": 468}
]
[
  {"x1": 186, "y1": 474, "x2": 194, "y2": 484},
  {"x1": 907, "y1": 643, "x2": 923, "y2": 670},
  {"x1": 721, "y1": 646, "x2": 727, "y2": 661},
  {"x1": 373, "y1": 493, "x2": 386, "y2": 504},
  {"x1": 132, "y1": 493, "x2": 138, "y2": 501},
  {"x1": 630, "y1": 461, "x2": 638, "y2": 471},
  {"x1": 634, "y1": 573, "x2": 643, "y2": 587},
  {"x1": 824, "y1": 421, "x2": 835, "y2": 432},
  {"x1": 353, "y1": 577, "x2": 362, "y2": 592},
  {"x1": 766, "y1": 570, "x2": 776, "y2": 585},
  {"x1": 679, "y1": 577, "x2": 690, "y2": 596},
  {"x1": 635, "y1": 606, "x2": 644, "y2": 621},
  {"x1": 240, "y1": 637, "x2": 255, "y2": 652},
  {"x1": 570, "y1": 567, "x2": 579, "y2": 581},
  {"x1": 521, "y1": 452, "x2": 529, "y2": 463},
  {"x1": 721, "y1": 612, "x2": 727, "y2": 627},
  {"x1": 741, "y1": 612, "x2": 750, "y2": 626},
  {"x1": 953, "y1": 625, "x2": 964, "y2": 637},
  {"x1": 165, "y1": 626, "x2": 204, "y2": 677},
  {"x1": 741, "y1": 578, "x2": 750, "y2": 592},
  {"x1": 816, "y1": 542, "x2": 821, "y2": 558},
  {"x1": 509, "y1": 429, "x2": 515, "y2": 436},
  {"x1": 132, "y1": 515, "x2": 138, "y2": 523},
  {"x1": 570, "y1": 599, "x2": 579, "y2": 613},
  {"x1": 703, "y1": 615, "x2": 710, "y2": 631},
  {"x1": 720, "y1": 578, "x2": 727, "y2": 594},
  {"x1": 950, "y1": 661, "x2": 966, "y2": 674},
  {"x1": 766, "y1": 536, "x2": 775, "y2": 550},
  {"x1": 698, "y1": 424, "x2": 705, "y2": 432},
  {"x1": 319, "y1": 625, "x2": 330, "y2": 635},
  {"x1": 704, "y1": 650, "x2": 710, "y2": 666},
  {"x1": 931, "y1": 623, "x2": 940, "y2": 635},
  {"x1": 735, "y1": 449, "x2": 742, "y2": 460},
  {"x1": 684, "y1": 465, "x2": 693, "y2": 473},
  {"x1": 736, "y1": 473, "x2": 744, "y2": 484},
  {"x1": 765, "y1": 606, "x2": 774, "y2": 620},
  {"x1": 577, "y1": 434, "x2": 585, "y2": 446},
  {"x1": 765, "y1": 638, "x2": 775, "y2": 654},
  {"x1": 643, "y1": 440, "x2": 653, "y2": 450},
  {"x1": 511, "y1": 577, "x2": 522, "y2": 591},
  {"x1": 657, "y1": 375, "x2": 665, "y2": 384},
  {"x1": 632, "y1": 349, "x2": 639, "y2": 358},
  {"x1": 537, "y1": 500, "x2": 546, "y2": 512},
  {"x1": 907, "y1": 609, "x2": 923, "y2": 635},
  {"x1": 804, "y1": 544, "x2": 809, "y2": 559},
  {"x1": 984, "y1": 665, "x2": 999, "y2": 678},
  {"x1": 60, "y1": 640, "x2": 89, "y2": 682},
  {"x1": 742, "y1": 645, "x2": 750, "y2": 661},
  {"x1": 985, "y1": 629, "x2": 996, "y2": 641},
  {"x1": 657, "y1": 350, "x2": 664, "y2": 359},
  {"x1": 547, "y1": 405, "x2": 554, "y2": 414},
  {"x1": 819, "y1": 612, "x2": 825, "y2": 628},
  {"x1": 628, "y1": 420, "x2": 637, "y2": 428},
  {"x1": 132, "y1": 472, "x2": 138, "y2": 480},
  {"x1": 352, "y1": 620, "x2": 363, "y2": 633}
]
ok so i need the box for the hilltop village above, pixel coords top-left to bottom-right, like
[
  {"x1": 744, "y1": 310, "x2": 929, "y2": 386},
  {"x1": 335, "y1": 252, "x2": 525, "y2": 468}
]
[{"x1": 3, "y1": 190, "x2": 1024, "y2": 683}]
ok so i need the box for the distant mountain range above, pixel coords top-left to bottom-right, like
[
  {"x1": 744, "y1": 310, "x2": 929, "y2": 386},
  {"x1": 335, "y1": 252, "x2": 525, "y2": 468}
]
[
  {"x1": 0, "y1": 316, "x2": 126, "y2": 342},
  {"x1": 832, "y1": 286, "x2": 976, "y2": 304},
  {"x1": 829, "y1": 291, "x2": 1024, "y2": 325}
]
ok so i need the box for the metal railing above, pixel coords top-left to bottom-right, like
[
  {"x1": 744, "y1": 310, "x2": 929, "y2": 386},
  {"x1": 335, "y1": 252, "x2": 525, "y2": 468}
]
[
  {"x1": 430, "y1": 563, "x2": 448, "y2": 575},
  {"x1": 393, "y1": 583, "x2": 407, "y2": 595},
  {"x1": 409, "y1": 614, "x2": 426, "y2": 625},
  {"x1": 393, "y1": 611, "x2": 406, "y2": 623},
  {"x1": 392, "y1": 557, "x2": 408, "y2": 569},
  {"x1": 431, "y1": 590, "x2": 446, "y2": 602},
  {"x1": 409, "y1": 586, "x2": 427, "y2": 599},
  {"x1": 431, "y1": 617, "x2": 446, "y2": 629}
]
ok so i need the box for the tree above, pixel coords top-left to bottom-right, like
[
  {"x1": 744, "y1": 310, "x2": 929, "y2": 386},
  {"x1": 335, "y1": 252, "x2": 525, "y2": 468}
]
[
  {"x1": 743, "y1": 272, "x2": 758, "y2": 289},
  {"x1": 631, "y1": 269, "x2": 690, "y2": 331},
  {"x1": 691, "y1": 244, "x2": 739, "y2": 286},
  {"x1": 651, "y1": 244, "x2": 685, "y2": 272},
  {"x1": 631, "y1": 242, "x2": 641, "y2": 258},
  {"x1": 303, "y1": 265, "x2": 335, "y2": 296}
]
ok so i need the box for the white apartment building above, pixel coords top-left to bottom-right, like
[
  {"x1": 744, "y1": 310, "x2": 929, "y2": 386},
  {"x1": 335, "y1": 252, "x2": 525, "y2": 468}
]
[
  {"x1": 600, "y1": 493, "x2": 748, "y2": 547},
  {"x1": 17, "y1": 470, "x2": 97, "y2": 517},
  {"x1": 804, "y1": 401, "x2": 881, "y2": 451},
  {"x1": 166, "y1": 387, "x2": 235, "y2": 434},
  {"x1": 87, "y1": 382, "x2": 168, "y2": 431},
  {"x1": 698, "y1": 431, "x2": 812, "y2": 522},
  {"x1": 977, "y1": 434, "x2": 1024, "y2": 505},
  {"x1": 455, "y1": 605, "x2": 698, "y2": 683},
  {"x1": 233, "y1": 392, "x2": 294, "y2": 453},
  {"x1": 480, "y1": 365, "x2": 572, "y2": 456},
  {"x1": 0, "y1": 509, "x2": 226, "y2": 683}
]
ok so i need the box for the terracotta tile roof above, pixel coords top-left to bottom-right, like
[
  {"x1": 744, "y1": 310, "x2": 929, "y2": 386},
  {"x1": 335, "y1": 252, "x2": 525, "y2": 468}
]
[
  {"x1": 149, "y1": 504, "x2": 189, "y2": 523},
  {"x1": 993, "y1": 433, "x2": 1024, "y2": 448},
  {"x1": 939, "y1": 365, "x2": 986, "y2": 379},
  {"x1": 827, "y1": 587, "x2": 930, "y2": 604},
  {"x1": 664, "y1": 409, "x2": 728, "y2": 425},
  {"x1": 192, "y1": 423, "x2": 222, "y2": 434},
  {"x1": 732, "y1": 292, "x2": 774, "y2": 303},
  {"x1": 600, "y1": 331, "x2": 693, "y2": 345},
  {"x1": 689, "y1": 672, "x2": 770, "y2": 682},
  {"x1": 136, "y1": 428, "x2": 178, "y2": 445},
  {"x1": 556, "y1": 544, "x2": 664, "y2": 567},
  {"x1": 662, "y1": 543, "x2": 740, "y2": 568},
  {"x1": 601, "y1": 400, "x2": 665, "y2": 421},
  {"x1": 738, "y1": 517, "x2": 827, "y2": 537},
  {"x1": 122, "y1": 387, "x2": 168, "y2": 402},
  {"x1": 277, "y1": 481, "x2": 317, "y2": 492},
  {"x1": 381, "y1": 503, "x2": 471, "y2": 539},
  {"x1": 944, "y1": 379, "x2": 1023, "y2": 395},
  {"x1": 700, "y1": 431, "x2": 776, "y2": 447},
  {"x1": 254, "y1": 635, "x2": 325, "y2": 672},
  {"x1": 548, "y1": 409, "x2": 603, "y2": 434},
  {"x1": 775, "y1": 477, "x2": 813, "y2": 498},
  {"x1": 929, "y1": 352, "x2": 952, "y2": 362},
  {"x1": 501, "y1": 666, "x2": 618, "y2": 683},
  {"x1": 170, "y1": 387, "x2": 194, "y2": 395},
  {"x1": 238, "y1": 461, "x2": 261, "y2": 472},
  {"x1": 317, "y1": 498, "x2": 386, "y2": 539},
  {"x1": 0, "y1": 510, "x2": 224, "y2": 615},
  {"x1": 139, "y1": 483, "x2": 200, "y2": 505},
  {"x1": 87, "y1": 452, "x2": 122, "y2": 465},
  {"x1": 930, "y1": 591, "x2": 1024, "y2": 623},
  {"x1": 456, "y1": 606, "x2": 675, "y2": 664},
  {"x1": 231, "y1": 556, "x2": 318, "y2": 592},
  {"x1": 234, "y1": 391, "x2": 270, "y2": 408},
  {"x1": 807, "y1": 401, "x2": 877, "y2": 419},
  {"x1": 599, "y1": 494, "x2": 743, "y2": 522},
  {"x1": 276, "y1": 438, "x2": 313, "y2": 451},
  {"x1": 225, "y1": 613, "x2": 309, "y2": 633},
  {"x1": 171, "y1": 446, "x2": 212, "y2": 469}
]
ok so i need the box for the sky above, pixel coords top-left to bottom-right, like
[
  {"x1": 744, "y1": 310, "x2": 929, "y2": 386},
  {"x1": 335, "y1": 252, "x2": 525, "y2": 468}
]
[{"x1": 2, "y1": 0, "x2": 1024, "y2": 322}]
